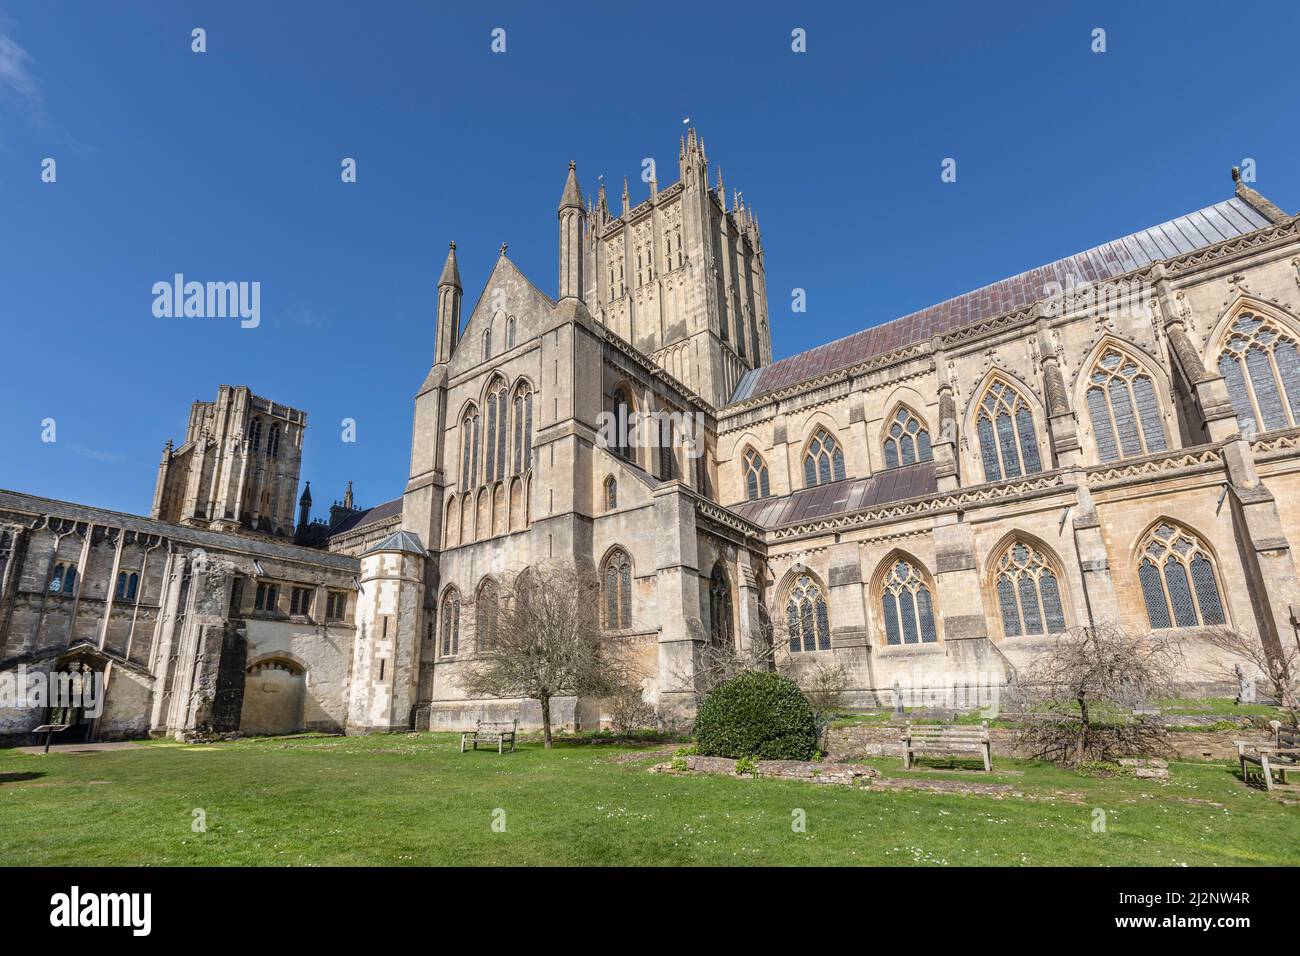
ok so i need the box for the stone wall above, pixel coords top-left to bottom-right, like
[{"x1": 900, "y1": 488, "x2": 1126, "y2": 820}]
[{"x1": 825, "y1": 721, "x2": 1262, "y2": 762}]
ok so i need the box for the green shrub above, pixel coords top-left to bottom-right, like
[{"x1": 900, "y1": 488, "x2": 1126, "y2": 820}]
[
  {"x1": 734, "y1": 756, "x2": 757, "y2": 775},
  {"x1": 674, "y1": 743, "x2": 698, "y2": 757},
  {"x1": 693, "y1": 670, "x2": 818, "y2": 760}
]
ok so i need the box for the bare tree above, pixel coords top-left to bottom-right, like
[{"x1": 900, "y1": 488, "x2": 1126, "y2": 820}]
[
  {"x1": 1199, "y1": 625, "x2": 1298, "y2": 714},
  {"x1": 687, "y1": 637, "x2": 780, "y2": 706},
  {"x1": 681, "y1": 605, "x2": 796, "y2": 706},
  {"x1": 792, "y1": 658, "x2": 849, "y2": 751},
  {"x1": 457, "y1": 563, "x2": 636, "y2": 748},
  {"x1": 1007, "y1": 623, "x2": 1184, "y2": 766}
]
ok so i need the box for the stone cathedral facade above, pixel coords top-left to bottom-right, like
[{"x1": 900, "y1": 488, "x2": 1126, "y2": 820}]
[{"x1": 3, "y1": 131, "x2": 1300, "y2": 742}]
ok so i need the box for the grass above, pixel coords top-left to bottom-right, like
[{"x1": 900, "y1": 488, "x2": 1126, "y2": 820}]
[
  {"x1": 1157, "y1": 697, "x2": 1282, "y2": 719},
  {"x1": 1, "y1": 732, "x2": 1296, "y2": 866}
]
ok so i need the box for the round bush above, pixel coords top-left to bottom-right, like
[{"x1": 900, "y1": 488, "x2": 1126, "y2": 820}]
[{"x1": 693, "y1": 670, "x2": 818, "y2": 760}]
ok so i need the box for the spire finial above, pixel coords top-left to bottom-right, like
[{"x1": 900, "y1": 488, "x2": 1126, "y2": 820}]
[
  {"x1": 438, "y1": 240, "x2": 461, "y2": 288},
  {"x1": 500, "y1": 241, "x2": 508, "y2": 257},
  {"x1": 558, "y1": 160, "x2": 583, "y2": 210}
]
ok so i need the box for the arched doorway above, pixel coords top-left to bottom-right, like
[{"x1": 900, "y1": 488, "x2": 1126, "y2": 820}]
[
  {"x1": 45, "y1": 659, "x2": 100, "y2": 744},
  {"x1": 239, "y1": 659, "x2": 306, "y2": 736}
]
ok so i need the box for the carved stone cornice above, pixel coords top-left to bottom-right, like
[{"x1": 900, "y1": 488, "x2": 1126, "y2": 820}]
[
  {"x1": 1084, "y1": 446, "x2": 1224, "y2": 490},
  {"x1": 718, "y1": 343, "x2": 926, "y2": 418},
  {"x1": 1160, "y1": 218, "x2": 1300, "y2": 278},
  {"x1": 766, "y1": 472, "x2": 1072, "y2": 543}
]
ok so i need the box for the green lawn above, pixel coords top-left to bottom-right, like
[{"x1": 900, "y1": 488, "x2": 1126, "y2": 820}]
[{"x1": 0, "y1": 733, "x2": 1295, "y2": 866}]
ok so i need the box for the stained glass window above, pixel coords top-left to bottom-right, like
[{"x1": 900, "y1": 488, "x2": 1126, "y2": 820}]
[
  {"x1": 441, "y1": 589, "x2": 461, "y2": 656},
  {"x1": 786, "y1": 574, "x2": 831, "y2": 652},
  {"x1": 610, "y1": 386, "x2": 633, "y2": 460},
  {"x1": 484, "y1": 377, "x2": 508, "y2": 483},
  {"x1": 512, "y1": 384, "x2": 533, "y2": 475},
  {"x1": 658, "y1": 413, "x2": 677, "y2": 481},
  {"x1": 804, "y1": 428, "x2": 846, "y2": 487},
  {"x1": 1137, "y1": 523, "x2": 1226, "y2": 629},
  {"x1": 993, "y1": 541, "x2": 1067, "y2": 637},
  {"x1": 476, "y1": 578, "x2": 499, "y2": 650},
  {"x1": 742, "y1": 446, "x2": 771, "y2": 500},
  {"x1": 976, "y1": 381, "x2": 1042, "y2": 481},
  {"x1": 1218, "y1": 312, "x2": 1300, "y2": 437},
  {"x1": 460, "y1": 406, "x2": 479, "y2": 492},
  {"x1": 602, "y1": 548, "x2": 633, "y2": 630},
  {"x1": 883, "y1": 406, "x2": 932, "y2": 469},
  {"x1": 880, "y1": 559, "x2": 937, "y2": 645}
]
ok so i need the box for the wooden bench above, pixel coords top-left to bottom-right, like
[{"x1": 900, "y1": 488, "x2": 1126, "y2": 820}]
[
  {"x1": 1237, "y1": 721, "x2": 1300, "y2": 791},
  {"x1": 460, "y1": 719, "x2": 517, "y2": 754},
  {"x1": 902, "y1": 720, "x2": 992, "y2": 772}
]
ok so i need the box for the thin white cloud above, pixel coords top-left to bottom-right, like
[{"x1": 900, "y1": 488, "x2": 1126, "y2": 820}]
[{"x1": 0, "y1": 25, "x2": 46, "y2": 123}]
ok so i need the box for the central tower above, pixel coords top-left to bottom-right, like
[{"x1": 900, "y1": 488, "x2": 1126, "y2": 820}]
[{"x1": 582, "y1": 129, "x2": 771, "y2": 407}]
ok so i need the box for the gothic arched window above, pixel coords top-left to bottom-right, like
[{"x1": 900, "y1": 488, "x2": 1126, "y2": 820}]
[
  {"x1": 604, "y1": 475, "x2": 618, "y2": 512},
  {"x1": 49, "y1": 562, "x2": 78, "y2": 595},
  {"x1": 512, "y1": 383, "x2": 533, "y2": 475},
  {"x1": 1137, "y1": 523, "x2": 1226, "y2": 630},
  {"x1": 610, "y1": 386, "x2": 633, "y2": 461},
  {"x1": 114, "y1": 571, "x2": 139, "y2": 602},
  {"x1": 602, "y1": 548, "x2": 633, "y2": 630},
  {"x1": 993, "y1": 541, "x2": 1066, "y2": 637},
  {"x1": 786, "y1": 573, "x2": 831, "y2": 652},
  {"x1": 460, "y1": 406, "x2": 480, "y2": 492},
  {"x1": 440, "y1": 588, "x2": 461, "y2": 656},
  {"x1": 975, "y1": 380, "x2": 1042, "y2": 482},
  {"x1": 1217, "y1": 311, "x2": 1300, "y2": 436},
  {"x1": 476, "y1": 578, "x2": 499, "y2": 651},
  {"x1": 709, "y1": 563, "x2": 733, "y2": 649},
  {"x1": 1086, "y1": 349, "x2": 1166, "y2": 462},
  {"x1": 249, "y1": 417, "x2": 263, "y2": 452},
  {"x1": 505, "y1": 316, "x2": 516, "y2": 350},
  {"x1": 880, "y1": 559, "x2": 937, "y2": 646},
  {"x1": 267, "y1": 424, "x2": 281, "y2": 459},
  {"x1": 483, "y1": 377, "x2": 508, "y2": 483},
  {"x1": 658, "y1": 411, "x2": 677, "y2": 481},
  {"x1": 803, "y1": 427, "x2": 846, "y2": 487},
  {"x1": 742, "y1": 446, "x2": 770, "y2": 500},
  {"x1": 483, "y1": 328, "x2": 492, "y2": 361},
  {"x1": 883, "y1": 406, "x2": 932, "y2": 469}
]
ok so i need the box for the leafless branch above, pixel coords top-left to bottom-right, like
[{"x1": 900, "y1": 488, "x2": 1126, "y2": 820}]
[{"x1": 456, "y1": 562, "x2": 641, "y2": 747}]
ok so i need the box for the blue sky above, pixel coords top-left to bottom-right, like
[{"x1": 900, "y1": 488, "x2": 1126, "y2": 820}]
[{"x1": 1, "y1": 0, "x2": 1297, "y2": 518}]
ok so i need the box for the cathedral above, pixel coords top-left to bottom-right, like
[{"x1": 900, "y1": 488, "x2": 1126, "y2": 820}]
[{"x1": 3, "y1": 130, "x2": 1300, "y2": 741}]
